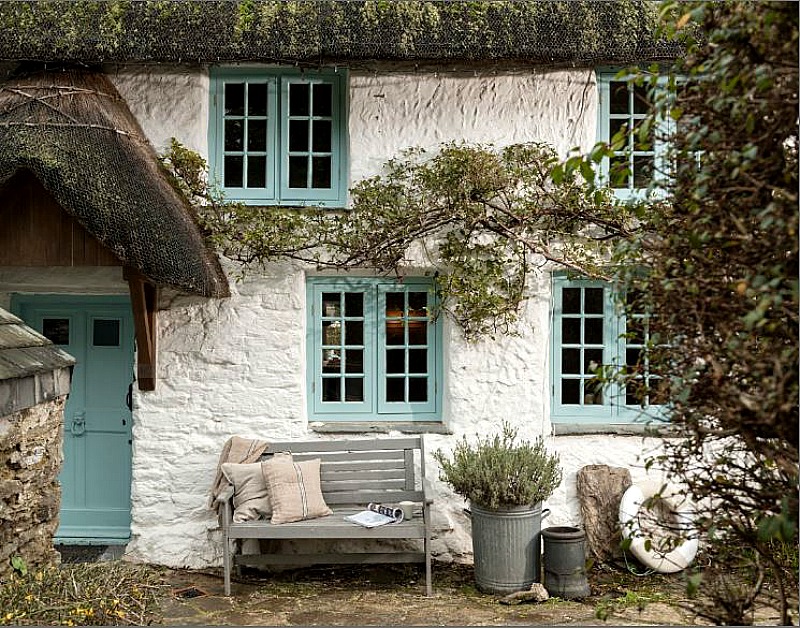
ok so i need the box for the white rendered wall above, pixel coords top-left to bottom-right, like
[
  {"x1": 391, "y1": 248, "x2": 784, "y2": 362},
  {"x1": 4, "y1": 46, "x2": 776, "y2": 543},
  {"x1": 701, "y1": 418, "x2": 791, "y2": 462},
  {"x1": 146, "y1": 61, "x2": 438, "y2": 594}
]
[{"x1": 0, "y1": 66, "x2": 670, "y2": 568}]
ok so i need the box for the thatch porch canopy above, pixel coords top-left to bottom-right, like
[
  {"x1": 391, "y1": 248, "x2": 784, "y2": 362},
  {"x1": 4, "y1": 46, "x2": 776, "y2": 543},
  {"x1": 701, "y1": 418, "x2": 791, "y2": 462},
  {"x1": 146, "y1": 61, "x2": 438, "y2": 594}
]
[{"x1": 0, "y1": 68, "x2": 229, "y2": 298}]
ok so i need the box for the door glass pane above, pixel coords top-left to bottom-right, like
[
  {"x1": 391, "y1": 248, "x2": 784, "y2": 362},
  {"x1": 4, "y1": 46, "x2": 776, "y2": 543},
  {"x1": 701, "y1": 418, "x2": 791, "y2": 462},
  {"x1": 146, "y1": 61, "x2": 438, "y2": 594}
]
[
  {"x1": 322, "y1": 378, "x2": 340, "y2": 402},
  {"x1": 584, "y1": 318, "x2": 603, "y2": 344},
  {"x1": 248, "y1": 83, "x2": 268, "y2": 116},
  {"x1": 93, "y1": 319, "x2": 120, "y2": 347},
  {"x1": 609, "y1": 81, "x2": 628, "y2": 115},
  {"x1": 585, "y1": 381, "x2": 604, "y2": 405},
  {"x1": 408, "y1": 292, "x2": 428, "y2": 317},
  {"x1": 386, "y1": 349, "x2": 404, "y2": 374},
  {"x1": 345, "y1": 321, "x2": 363, "y2": 346},
  {"x1": 408, "y1": 378, "x2": 427, "y2": 402},
  {"x1": 322, "y1": 293, "x2": 341, "y2": 317},
  {"x1": 409, "y1": 349, "x2": 427, "y2": 373},
  {"x1": 322, "y1": 321, "x2": 341, "y2": 345},
  {"x1": 408, "y1": 320, "x2": 427, "y2": 345},
  {"x1": 609, "y1": 118, "x2": 628, "y2": 141},
  {"x1": 322, "y1": 349, "x2": 340, "y2": 373},
  {"x1": 385, "y1": 292, "x2": 404, "y2": 315},
  {"x1": 609, "y1": 155, "x2": 630, "y2": 188},
  {"x1": 42, "y1": 318, "x2": 69, "y2": 345},
  {"x1": 584, "y1": 288, "x2": 604, "y2": 314},
  {"x1": 633, "y1": 156, "x2": 654, "y2": 188},
  {"x1": 313, "y1": 83, "x2": 333, "y2": 117},
  {"x1": 386, "y1": 320, "x2": 404, "y2": 345},
  {"x1": 562, "y1": 318, "x2": 580, "y2": 344},
  {"x1": 562, "y1": 348, "x2": 580, "y2": 374},
  {"x1": 633, "y1": 84, "x2": 650, "y2": 114},
  {"x1": 344, "y1": 293, "x2": 363, "y2": 317},
  {"x1": 225, "y1": 82, "x2": 245, "y2": 116},
  {"x1": 585, "y1": 348, "x2": 604, "y2": 373},
  {"x1": 289, "y1": 83, "x2": 311, "y2": 117},
  {"x1": 386, "y1": 378, "x2": 404, "y2": 402},
  {"x1": 345, "y1": 378, "x2": 363, "y2": 402},
  {"x1": 562, "y1": 288, "x2": 581, "y2": 314},
  {"x1": 344, "y1": 349, "x2": 363, "y2": 374}
]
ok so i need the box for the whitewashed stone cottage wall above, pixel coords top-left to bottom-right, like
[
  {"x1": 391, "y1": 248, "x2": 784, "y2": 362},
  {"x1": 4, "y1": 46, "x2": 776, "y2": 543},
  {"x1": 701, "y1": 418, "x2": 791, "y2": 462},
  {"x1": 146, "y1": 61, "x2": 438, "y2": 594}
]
[{"x1": 0, "y1": 64, "x2": 668, "y2": 568}]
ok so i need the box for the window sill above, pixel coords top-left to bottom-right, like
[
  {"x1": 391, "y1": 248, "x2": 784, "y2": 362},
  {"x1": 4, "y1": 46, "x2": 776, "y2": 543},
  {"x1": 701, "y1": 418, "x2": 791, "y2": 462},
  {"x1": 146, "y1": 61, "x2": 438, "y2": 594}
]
[
  {"x1": 309, "y1": 421, "x2": 451, "y2": 435},
  {"x1": 552, "y1": 422, "x2": 678, "y2": 437}
]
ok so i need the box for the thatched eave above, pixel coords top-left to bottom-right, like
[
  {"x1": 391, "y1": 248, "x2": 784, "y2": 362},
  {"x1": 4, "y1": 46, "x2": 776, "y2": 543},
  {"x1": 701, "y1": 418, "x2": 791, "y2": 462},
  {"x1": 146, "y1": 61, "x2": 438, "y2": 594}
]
[
  {"x1": 0, "y1": 68, "x2": 229, "y2": 298},
  {"x1": 0, "y1": 1, "x2": 681, "y2": 68}
]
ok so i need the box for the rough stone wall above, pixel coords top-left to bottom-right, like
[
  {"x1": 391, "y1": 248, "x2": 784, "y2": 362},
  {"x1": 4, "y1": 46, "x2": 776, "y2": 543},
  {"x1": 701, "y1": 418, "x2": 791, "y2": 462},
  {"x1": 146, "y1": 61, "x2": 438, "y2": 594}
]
[
  {"x1": 0, "y1": 65, "x2": 672, "y2": 568},
  {"x1": 0, "y1": 397, "x2": 64, "y2": 579}
]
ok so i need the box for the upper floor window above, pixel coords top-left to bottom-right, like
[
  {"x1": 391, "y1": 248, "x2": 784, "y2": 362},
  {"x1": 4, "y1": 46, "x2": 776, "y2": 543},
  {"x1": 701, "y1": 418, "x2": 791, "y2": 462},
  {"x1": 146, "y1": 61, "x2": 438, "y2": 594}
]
[
  {"x1": 209, "y1": 68, "x2": 348, "y2": 206},
  {"x1": 307, "y1": 277, "x2": 442, "y2": 422},
  {"x1": 597, "y1": 71, "x2": 669, "y2": 199},
  {"x1": 551, "y1": 275, "x2": 666, "y2": 424}
]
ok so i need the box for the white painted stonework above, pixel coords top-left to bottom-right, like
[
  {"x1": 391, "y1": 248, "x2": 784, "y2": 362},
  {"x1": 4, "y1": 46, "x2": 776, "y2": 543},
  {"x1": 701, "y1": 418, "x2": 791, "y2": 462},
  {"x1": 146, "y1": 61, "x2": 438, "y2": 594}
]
[{"x1": 0, "y1": 64, "x2": 674, "y2": 568}]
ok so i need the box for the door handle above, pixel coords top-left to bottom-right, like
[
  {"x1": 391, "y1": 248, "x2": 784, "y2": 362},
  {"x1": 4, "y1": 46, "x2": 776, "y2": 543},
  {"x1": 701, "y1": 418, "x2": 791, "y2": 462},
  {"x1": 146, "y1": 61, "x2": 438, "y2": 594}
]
[
  {"x1": 126, "y1": 381, "x2": 133, "y2": 411},
  {"x1": 71, "y1": 412, "x2": 86, "y2": 436}
]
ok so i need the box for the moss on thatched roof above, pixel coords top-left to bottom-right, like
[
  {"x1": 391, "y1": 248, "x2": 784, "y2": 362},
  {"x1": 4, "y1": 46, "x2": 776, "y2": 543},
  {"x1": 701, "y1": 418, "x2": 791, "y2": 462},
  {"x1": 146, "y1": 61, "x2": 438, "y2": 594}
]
[
  {"x1": 0, "y1": 1, "x2": 678, "y2": 67},
  {"x1": 0, "y1": 69, "x2": 229, "y2": 298}
]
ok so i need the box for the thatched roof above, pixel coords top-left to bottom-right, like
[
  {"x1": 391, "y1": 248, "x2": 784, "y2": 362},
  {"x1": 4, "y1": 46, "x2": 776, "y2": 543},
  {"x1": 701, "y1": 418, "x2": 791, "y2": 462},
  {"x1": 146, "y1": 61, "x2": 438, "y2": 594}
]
[
  {"x1": 0, "y1": 68, "x2": 229, "y2": 298},
  {"x1": 0, "y1": 1, "x2": 679, "y2": 68},
  {"x1": 0, "y1": 308, "x2": 75, "y2": 382}
]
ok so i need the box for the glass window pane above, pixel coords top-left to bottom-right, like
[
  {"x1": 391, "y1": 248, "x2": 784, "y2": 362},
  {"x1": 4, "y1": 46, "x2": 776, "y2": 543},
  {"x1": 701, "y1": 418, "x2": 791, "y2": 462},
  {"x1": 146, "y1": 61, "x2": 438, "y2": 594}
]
[
  {"x1": 562, "y1": 318, "x2": 581, "y2": 344},
  {"x1": 409, "y1": 349, "x2": 427, "y2": 373},
  {"x1": 609, "y1": 155, "x2": 630, "y2": 188},
  {"x1": 633, "y1": 156, "x2": 654, "y2": 188},
  {"x1": 562, "y1": 288, "x2": 581, "y2": 314},
  {"x1": 409, "y1": 377, "x2": 427, "y2": 402},
  {"x1": 408, "y1": 320, "x2": 427, "y2": 345},
  {"x1": 386, "y1": 378, "x2": 405, "y2": 402},
  {"x1": 224, "y1": 119, "x2": 244, "y2": 151},
  {"x1": 42, "y1": 318, "x2": 69, "y2": 345},
  {"x1": 248, "y1": 83, "x2": 268, "y2": 116},
  {"x1": 344, "y1": 349, "x2": 363, "y2": 374},
  {"x1": 322, "y1": 349, "x2": 340, "y2": 373},
  {"x1": 247, "y1": 155, "x2": 267, "y2": 188},
  {"x1": 289, "y1": 83, "x2": 310, "y2": 116},
  {"x1": 344, "y1": 293, "x2": 363, "y2": 317},
  {"x1": 386, "y1": 349, "x2": 405, "y2": 374},
  {"x1": 322, "y1": 321, "x2": 341, "y2": 345},
  {"x1": 562, "y1": 379, "x2": 580, "y2": 404},
  {"x1": 609, "y1": 118, "x2": 628, "y2": 142},
  {"x1": 584, "y1": 318, "x2": 603, "y2": 344},
  {"x1": 627, "y1": 316, "x2": 645, "y2": 344},
  {"x1": 322, "y1": 378, "x2": 341, "y2": 402},
  {"x1": 312, "y1": 120, "x2": 332, "y2": 152},
  {"x1": 633, "y1": 84, "x2": 650, "y2": 114},
  {"x1": 626, "y1": 347, "x2": 643, "y2": 369},
  {"x1": 313, "y1": 82, "x2": 333, "y2": 117},
  {"x1": 386, "y1": 292, "x2": 404, "y2": 315},
  {"x1": 584, "y1": 288, "x2": 604, "y2": 314},
  {"x1": 408, "y1": 292, "x2": 428, "y2": 317},
  {"x1": 609, "y1": 81, "x2": 628, "y2": 114},
  {"x1": 386, "y1": 320, "x2": 404, "y2": 346},
  {"x1": 585, "y1": 348, "x2": 603, "y2": 373},
  {"x1": 585, "y1": 380, "x2": 604, "y2": 405},
  {"x1": 289, "y1": 119, "x2": 309, "y2": 152},
  {"x1": 224, "y1": 156, "x2": 243, "y2": 187},
  {"x1": 311, "y1": 156, "x2": 331, "y2": 189},
  {"x1": 626, "y1": 378, "x2": 644, "y2": 406},
  {"x1": 651, "y1": 378, "x2": 669, "y2": 405},
  {"x1": 345, "y1": 377, "x2": 363, "y2": 402},
  {"x1": 93, "y1": 319, "x2": 120, "y2": 347},
  {"x1": 345, "y1": 321, "x2": 363, "y2": 346},
  {"x1": 562, "y1": 348, "x2": 580, "y2": 374},
  {"x1": 322, "y1": 293, "x2": 341, "y2": 317},
  {"x1": 247, "y1": 119, "x2": 267, "y2": 151},
  {"x1": 225, "y1": 82, "x2": 245, "y2": 116},
  {"x1": 289, "y1": 156, "x2": 309, "y2": 188}
]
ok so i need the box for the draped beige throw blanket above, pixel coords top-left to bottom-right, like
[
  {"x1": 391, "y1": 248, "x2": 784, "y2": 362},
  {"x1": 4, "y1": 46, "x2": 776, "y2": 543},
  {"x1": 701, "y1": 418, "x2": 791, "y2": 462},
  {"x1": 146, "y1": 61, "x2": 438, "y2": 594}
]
[{"x1": 209, "y1": 435, "x2": 269, "y2": 511}]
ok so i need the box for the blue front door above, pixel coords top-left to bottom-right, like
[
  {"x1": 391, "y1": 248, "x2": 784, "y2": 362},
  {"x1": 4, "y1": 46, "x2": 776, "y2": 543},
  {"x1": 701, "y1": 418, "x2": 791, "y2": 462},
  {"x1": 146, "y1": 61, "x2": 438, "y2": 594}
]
[{"x1": 12, "y1": 295, "x2": 134, "y2": 544}]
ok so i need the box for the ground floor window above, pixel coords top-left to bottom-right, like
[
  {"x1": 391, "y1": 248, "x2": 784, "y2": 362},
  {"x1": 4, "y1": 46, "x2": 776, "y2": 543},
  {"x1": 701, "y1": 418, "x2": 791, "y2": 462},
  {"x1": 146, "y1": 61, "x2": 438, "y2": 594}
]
[
  {"x1": 551, "y1": 274, "x2": 665, "y2": 424},
  {"x1": 307, "y1": 277, "x2": 441, "y2": 422}
]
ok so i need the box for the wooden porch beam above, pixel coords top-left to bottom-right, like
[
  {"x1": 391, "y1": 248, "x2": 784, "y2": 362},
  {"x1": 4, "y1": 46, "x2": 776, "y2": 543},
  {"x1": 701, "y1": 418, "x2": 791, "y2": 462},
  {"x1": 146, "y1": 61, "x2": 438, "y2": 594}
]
[{"x1": 126, "y1": 268, "x2": 158, "y2": 391}]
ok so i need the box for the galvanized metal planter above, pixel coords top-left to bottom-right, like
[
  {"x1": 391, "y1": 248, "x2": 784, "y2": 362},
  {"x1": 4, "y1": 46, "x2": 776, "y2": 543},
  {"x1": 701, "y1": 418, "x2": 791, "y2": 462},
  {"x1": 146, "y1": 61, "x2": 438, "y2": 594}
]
[{"x1": 470, "y1": 503, "x2": 549, "y2": 594}]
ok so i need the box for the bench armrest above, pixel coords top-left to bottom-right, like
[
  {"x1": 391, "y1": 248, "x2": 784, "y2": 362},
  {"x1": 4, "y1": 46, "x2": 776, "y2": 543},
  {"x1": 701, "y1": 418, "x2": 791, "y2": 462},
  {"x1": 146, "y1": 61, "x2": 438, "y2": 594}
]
[
  {"x1": 422, "y1": 477, "x2": 435, "y2": 505},
  {"x1": 213, "y1": 484, "x2": 234, "y2": 508}
]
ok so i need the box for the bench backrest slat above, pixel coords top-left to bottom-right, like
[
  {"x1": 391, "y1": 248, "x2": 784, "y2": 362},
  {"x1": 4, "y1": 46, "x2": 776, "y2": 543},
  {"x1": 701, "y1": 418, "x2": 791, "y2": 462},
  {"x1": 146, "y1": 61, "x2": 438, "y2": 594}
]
[{"x1": 258, "y1": 436, "x2": 424, "y2": 507}]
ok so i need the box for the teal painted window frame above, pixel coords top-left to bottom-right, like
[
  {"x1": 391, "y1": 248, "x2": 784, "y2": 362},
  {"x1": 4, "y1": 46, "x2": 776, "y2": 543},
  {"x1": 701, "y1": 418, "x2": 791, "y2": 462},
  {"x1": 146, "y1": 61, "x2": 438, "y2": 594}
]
[
  {"x1": 307, "y1": 277, "x2": 442, "y2": 422},
  {"x1": 596, "y1": 70, "x2": 671, "y2": 201},
  {"x1": 209, "y1": 67, "x2": 348, "y2": 207},
  {"x1": 550, "y1": 274, "x2": 667, "y2": 424}
]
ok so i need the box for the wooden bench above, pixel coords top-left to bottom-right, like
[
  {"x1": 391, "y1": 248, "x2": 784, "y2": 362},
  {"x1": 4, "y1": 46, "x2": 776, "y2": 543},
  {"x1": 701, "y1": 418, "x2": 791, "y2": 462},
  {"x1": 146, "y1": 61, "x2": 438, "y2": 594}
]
[{"x1": 219, "y1": 436, "x2": 433, "y2": 596}]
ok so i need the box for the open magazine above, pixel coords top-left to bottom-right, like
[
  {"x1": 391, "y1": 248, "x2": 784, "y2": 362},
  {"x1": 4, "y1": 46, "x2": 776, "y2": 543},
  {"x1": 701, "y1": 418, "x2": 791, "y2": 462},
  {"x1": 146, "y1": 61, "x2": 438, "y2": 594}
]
[{"x1": 344, "y1": 502, "x2": 405, "y2": 528}]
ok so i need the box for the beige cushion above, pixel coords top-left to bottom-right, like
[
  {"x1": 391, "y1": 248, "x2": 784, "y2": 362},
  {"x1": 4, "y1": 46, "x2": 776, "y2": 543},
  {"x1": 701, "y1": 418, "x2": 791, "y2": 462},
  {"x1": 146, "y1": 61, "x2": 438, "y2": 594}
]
[
  {"x1": 221, "y1": 459, "x2": 276, "y2": 523},
  {"x1": 262, "y1": 455, "x2": 333, "y2": 524}
]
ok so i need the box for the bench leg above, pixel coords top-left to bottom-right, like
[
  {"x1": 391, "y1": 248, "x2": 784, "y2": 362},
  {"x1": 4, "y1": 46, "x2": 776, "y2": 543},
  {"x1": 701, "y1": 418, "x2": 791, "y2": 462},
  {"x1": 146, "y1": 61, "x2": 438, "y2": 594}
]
[
  {"x1": 223, "y1": 534, "x2": 232, "y2": 596},
  {"x1": 424, "y1": 508, "x2": 433, "y2": 597}
]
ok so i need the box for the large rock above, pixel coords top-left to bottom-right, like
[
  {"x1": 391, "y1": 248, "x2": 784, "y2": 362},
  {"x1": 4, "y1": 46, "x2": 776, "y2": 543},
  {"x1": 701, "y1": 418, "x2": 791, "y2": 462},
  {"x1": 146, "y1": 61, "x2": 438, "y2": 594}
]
[{"x1": 576, "y1": 465, "x2": 632, "y2": 564}]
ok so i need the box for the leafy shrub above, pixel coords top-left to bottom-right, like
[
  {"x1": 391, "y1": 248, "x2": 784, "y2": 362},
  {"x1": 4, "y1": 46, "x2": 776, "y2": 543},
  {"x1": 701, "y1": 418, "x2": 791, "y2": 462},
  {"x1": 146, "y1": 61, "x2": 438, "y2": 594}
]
[{"x1": 434, "y1": 422, "x2": 561, "y2": 509}]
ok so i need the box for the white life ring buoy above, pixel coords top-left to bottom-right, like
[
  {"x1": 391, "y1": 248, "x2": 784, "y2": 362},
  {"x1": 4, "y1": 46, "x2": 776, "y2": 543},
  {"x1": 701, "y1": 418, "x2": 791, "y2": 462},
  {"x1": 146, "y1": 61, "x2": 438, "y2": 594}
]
[{"x1": 619, "y1": 479, "x2": 698, "y2": 574}]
